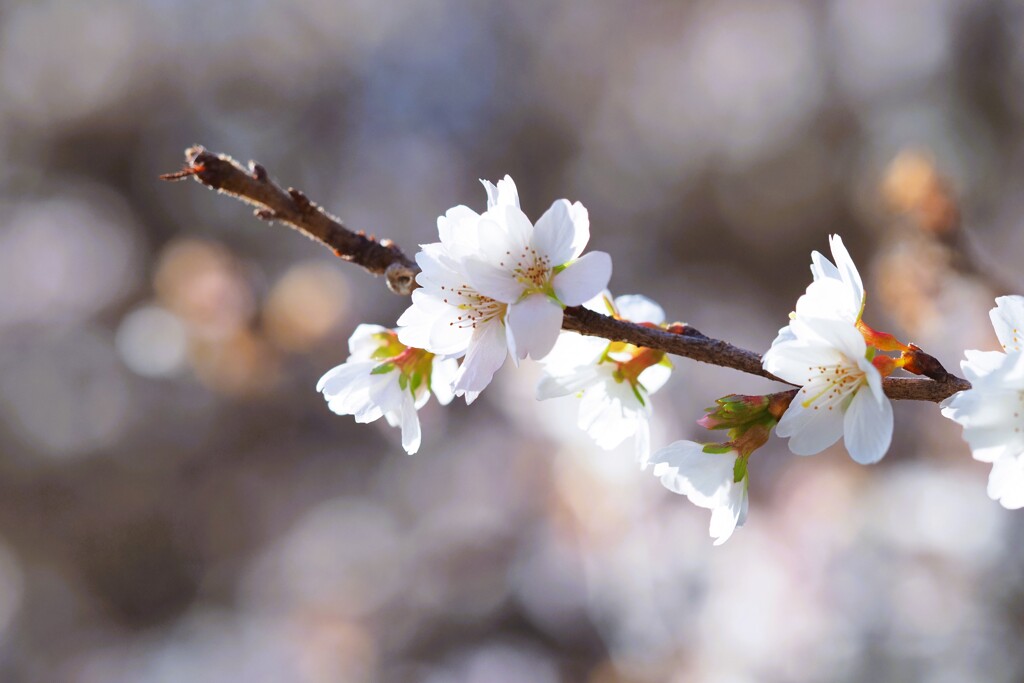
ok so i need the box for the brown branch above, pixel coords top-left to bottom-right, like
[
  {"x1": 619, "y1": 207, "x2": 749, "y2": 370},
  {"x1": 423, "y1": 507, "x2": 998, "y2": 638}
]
[
  {"x1": 162, "y1": 146, "x2": 972, "y2": 403},
  {"x1": 161, "y1": 146, "x2": 419, "y2": 294}
]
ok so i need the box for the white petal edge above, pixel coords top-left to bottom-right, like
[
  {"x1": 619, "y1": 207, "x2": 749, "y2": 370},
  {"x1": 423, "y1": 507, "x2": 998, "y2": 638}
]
[{"x1": 553, "y1": 251, "x2": 612, "y2": 307}]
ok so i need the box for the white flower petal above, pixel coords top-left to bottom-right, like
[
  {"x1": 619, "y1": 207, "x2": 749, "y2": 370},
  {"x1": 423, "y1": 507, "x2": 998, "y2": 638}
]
[
  {"x1": 614, "y1": 294, "x2": 665, "y2": 325},
  {"x1": 638, "y1": 361, "x2": 672, "y2": 395},
  {"x1": 365, "y1": 372, "x2": 404, "y2": 420},
  {"x1": 536, "y1": 364, "x2": 602, "y2": 399},
  {"x1": 863, "y1": 361, "x2": 885, "y2": 405},
  {"x1": 842, "y1": 385, "x2": 893, "y2": 464},
  {"x1": 990, "y1": 295, "x2": 1024, "y2": 353},
  {"x1": 942, "y1": 383, "x2": 1024, "y2": 464},
  {"x1": 567, "y1": 202, "x2": 591, "y2": 260},
  {"x1": 540, "y1": 331, "x2": 607, "y2": 372},
  {"x1": 347, "y1": 324, "x2": 390, "y2": 358},
  {"x1": 532, "y1": 199, "x2": 578, "y2": 266},
  {"x1": 762, "y1": 338, "x2": 844, "y2": 383},
  {"x1": 482, "y1": 175, "x2": 520, "y2": 210},
  {"x1": 427, "y1": 310, "x2": 476, "y2": 356},
  {"x1": 581, "y1": 290, "x2": 615, "y2": 315},
  {"x1": 494, "y1": 205, "x2": 534, "y2": 253},
  {"x1": 961, "y1": 350, "x2": 1010, "y2": 383},
  {"x1": 453, "y1": 319, "x2": 508, "y2": 395},
  {"x1": 634, "y1": 416, "x2": 651, "y2": 467},
  {"x1": 430, "y1": 357, "x2": 459, "y2": 406},
  {"x1": 988, "y1": 457, "x2": 1024, "y2": 509},
  {"x1": 791, "y1": 315, "x2": 866, "y2": 362},
  {"x1": 399, "y1": 391, "x2": 422, "y2": 455},
  {"x1": 463, "y1": 258, "x2": 525, "y2": 304},
  {"x1": 506, "y1": 294, "x2": 564, "y2": 361},
  {"x1": 827, "y1": 234, "x2": 865, "y2": 315},
  {"x1": 316, "y1": 359, "x2": 377, "y2": 395},
  {"x1": 776, "y1": 397, "x2": 845, "y2": 456},
  {"x1": 578, "y1": 380, "x2": 639, "y2": 449},
  {"x1": 809, "y1": 249, "x2": 840, "y2": 282},
  {"x1": 794, "y1": 278, "x2": 859, "y2": 323},
  {"x1": 709, "y1": 478, "x2": 747, "y2": 546},
  {"x1": 437, "y1": 206, "x2": 481, "y2": 258},
  {"x1": 552, "y1": 251, "x2": 612, "y2": 306},
  {"x1": 652, "y1": 441, "x2": 735, "y2": 507}
]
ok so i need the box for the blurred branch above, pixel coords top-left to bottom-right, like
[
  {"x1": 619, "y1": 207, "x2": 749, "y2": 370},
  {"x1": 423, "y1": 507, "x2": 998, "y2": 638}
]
[{"x1": 163, "y1": 146, "x2": 971, "y2": 403}]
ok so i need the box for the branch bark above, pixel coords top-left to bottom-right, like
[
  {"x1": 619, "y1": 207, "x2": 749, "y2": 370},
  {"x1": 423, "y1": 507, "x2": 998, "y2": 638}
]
[{"x1": 162, "y1": 146, "x2": 972, "y2": 403}]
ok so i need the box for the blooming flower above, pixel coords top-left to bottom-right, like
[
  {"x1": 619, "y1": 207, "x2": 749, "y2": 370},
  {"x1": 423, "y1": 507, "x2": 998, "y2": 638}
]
[
  {"x1": 764, "y1": 235, "x2": 893, "y2": 464},
  {"x1": 764, "y1": 314, "x2": 894, "y2": 464},
  {"x1": 397, "y1": 176, "x2": 611, "y2": 401},
  {"x1": 317, "y1": 324, "x2": 457, "y2": 454},
  {"x1": 536, "y1": 292, "x2": 671, "y2": 465},
  {"x1": 942, "y1": 296, "x2": 1024, "y2": 509},
  {"x1": 650, "y1": 440, "x2": 749, "y2": 545}
]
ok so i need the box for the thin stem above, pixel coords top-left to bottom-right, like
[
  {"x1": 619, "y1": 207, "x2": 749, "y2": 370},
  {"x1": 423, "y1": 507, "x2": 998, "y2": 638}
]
[{"x1": 162, "y1": 146, "x2": 972, "y2": 403}]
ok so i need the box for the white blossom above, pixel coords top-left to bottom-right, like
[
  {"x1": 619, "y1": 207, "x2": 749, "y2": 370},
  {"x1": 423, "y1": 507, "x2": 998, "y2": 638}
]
[
  {"x1": 317, "y1": 324, "x2": 457, "y2": 454},
  {"x1": 536, "y1": 292, "x2": 671, "y2": 465},
  {"x1": 764, "y1": 314, "x2": 893, "y2": 464},
  {"x1": 398, "y1": 176, "x2": 611, "y2": 401},
  {"x1": 942, "y1": 296, "x2": 1024, "y2": 509},
  {"x1": 765, "y1": 234, "x2": 893, "y2": 464},
  {"x1": 650, "y1": 440, "x2": 749, "y2": 545}
]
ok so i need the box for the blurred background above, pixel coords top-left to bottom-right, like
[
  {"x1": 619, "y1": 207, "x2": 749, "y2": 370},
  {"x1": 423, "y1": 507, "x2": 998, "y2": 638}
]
[{"x1": 1, "y1": 0, "x2": 1023, "y2": 680}]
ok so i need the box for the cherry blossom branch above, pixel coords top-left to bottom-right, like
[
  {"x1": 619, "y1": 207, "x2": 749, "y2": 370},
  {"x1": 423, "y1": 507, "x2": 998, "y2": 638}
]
[{"x1": 161, "y1": 146, "x2": 971, "y2": 403}]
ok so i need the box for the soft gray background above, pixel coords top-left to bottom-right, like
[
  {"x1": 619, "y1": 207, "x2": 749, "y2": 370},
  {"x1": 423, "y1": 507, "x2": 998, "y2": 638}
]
[{"x1": 1, "y1": 0, "x2": 1023, "y2": 681}]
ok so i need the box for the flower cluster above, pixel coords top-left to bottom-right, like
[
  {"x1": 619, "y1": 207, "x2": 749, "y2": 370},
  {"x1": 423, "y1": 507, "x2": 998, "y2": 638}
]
[
  {"x1": 313, "y1": 175, "x2": 1024, "y2": 544},
  {"x1": 397, "y1": 176, "x2": 612, "y2": 402}
]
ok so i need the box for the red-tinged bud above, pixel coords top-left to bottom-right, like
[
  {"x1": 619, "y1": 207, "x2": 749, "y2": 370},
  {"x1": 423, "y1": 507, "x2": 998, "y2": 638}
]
[
  {"x1": 899, "y1": 343, "x2": 949, "y2": 381},
  {"x1": 856, "y1": 320, "x2": 911, "y2": 353},
  {"x1": 698, "y1": 394, "x2": 770, "y2": 430},
  {"x1": 698, "y1": 391, "x2": 797, "y2": 460}
]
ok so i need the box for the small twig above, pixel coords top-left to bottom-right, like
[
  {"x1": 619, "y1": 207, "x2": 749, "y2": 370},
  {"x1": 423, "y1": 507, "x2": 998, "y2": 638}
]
[
  {"x1": 161, "y1": 146, "x2": 419, "y2": 294},
  {"x1": 162, "y1": 146, "x2": 972, "y2": 403}
]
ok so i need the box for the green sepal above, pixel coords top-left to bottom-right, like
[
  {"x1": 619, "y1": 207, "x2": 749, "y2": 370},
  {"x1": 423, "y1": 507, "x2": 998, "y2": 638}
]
[
  {"x1": 409, "y1": 371, "x2": 423, "y2": 395},
  {"x1": 371, "y1": 362, "x2": 396, "y2": 375},
  {"x1": 397, "y1": 373, "x2": 408, "y2": 390},
  {"x1": 701, "y1": 443, "x2": 734, "y2": 455},
  {"x1": 630, "y1": 382, "x2": 646, "y2": 407},
  {"x1": 733, "y1": 456, "x2": 748, "y2": 483}
]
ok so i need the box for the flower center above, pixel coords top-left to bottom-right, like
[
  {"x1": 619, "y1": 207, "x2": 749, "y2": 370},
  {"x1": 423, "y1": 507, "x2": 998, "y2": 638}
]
[
  {"x1": 800, "y1": 363, "x2": 864, "y2": 410},
  {"x1": 440, "y1": 282, "x2": 506, "y2": 330},
  {"x1": 502, "y1": 247, "x2": 552, "y2": 293}
]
